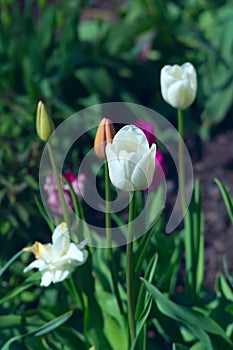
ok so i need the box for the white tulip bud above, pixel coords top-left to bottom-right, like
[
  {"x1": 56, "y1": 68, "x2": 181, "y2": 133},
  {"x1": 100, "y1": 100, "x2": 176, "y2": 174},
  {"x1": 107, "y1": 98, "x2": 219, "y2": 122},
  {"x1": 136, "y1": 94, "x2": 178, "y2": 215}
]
[{"x1": 160, "y1": 62, "x2": 197, "y2": 110}]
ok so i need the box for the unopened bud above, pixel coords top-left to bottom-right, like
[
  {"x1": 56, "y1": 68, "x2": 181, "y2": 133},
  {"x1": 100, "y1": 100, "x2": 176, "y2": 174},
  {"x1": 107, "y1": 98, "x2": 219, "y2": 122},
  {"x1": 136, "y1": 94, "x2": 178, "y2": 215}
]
[
  {"x1": 94, "y1": 118, "x2": 115, "y2": 158},
  {"x1": 36, "y1": 101, "x2": 55, "y2": 141}
]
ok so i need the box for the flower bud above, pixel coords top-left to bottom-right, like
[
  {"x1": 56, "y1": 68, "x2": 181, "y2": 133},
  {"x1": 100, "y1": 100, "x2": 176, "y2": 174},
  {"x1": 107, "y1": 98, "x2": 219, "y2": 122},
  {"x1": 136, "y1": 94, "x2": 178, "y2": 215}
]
[
  {"x1": 36, "y1": 101, "x2": 55, "y2": 141},
  {"x1": 94, "y1": 118, "x2": 115, "y2": 158},
  {"x1": 160, "y1": 62, "x2": 197, "y2": 110}
]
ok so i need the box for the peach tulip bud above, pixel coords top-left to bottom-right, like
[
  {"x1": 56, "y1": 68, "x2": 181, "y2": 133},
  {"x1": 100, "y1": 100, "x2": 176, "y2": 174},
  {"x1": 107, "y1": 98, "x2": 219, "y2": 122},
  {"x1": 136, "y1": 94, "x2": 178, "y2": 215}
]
[{"x1": 94, "y1": 118, "x2": 115, "y2": 158}]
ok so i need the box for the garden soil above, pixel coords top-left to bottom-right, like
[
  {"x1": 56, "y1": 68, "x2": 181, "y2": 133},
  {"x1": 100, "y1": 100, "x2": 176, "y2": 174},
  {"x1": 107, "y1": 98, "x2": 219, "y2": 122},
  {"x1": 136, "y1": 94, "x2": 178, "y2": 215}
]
[{"x1": 191, "y1": 130, "x2": 233, "y2": 289}]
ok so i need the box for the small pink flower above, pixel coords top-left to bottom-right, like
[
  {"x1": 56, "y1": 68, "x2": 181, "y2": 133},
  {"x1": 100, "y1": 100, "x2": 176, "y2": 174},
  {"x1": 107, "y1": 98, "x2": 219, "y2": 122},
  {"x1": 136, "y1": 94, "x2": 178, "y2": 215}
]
[
  {"x1": 134, "y1": 119, "x2": 167, "y2": 192},
  {"x1": 44, "y1": 170, "x2": 86, "y2": 214}
]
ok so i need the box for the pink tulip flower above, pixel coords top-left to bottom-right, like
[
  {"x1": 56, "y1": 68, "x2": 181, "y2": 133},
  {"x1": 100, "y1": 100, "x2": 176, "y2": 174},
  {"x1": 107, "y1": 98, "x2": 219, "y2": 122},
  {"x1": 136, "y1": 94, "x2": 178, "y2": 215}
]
[{"x1": 44, "y1": 170, "x2": 86, "y2": 214}]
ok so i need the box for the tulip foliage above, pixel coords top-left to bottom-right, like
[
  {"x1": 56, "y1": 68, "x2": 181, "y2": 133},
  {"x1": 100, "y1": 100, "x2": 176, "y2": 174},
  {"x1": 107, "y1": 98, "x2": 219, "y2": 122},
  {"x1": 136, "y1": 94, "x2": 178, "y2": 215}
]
[
  {"x1": 1, "y1": 100, "x2": 233, "y2": 350},
  {"x1": 0, "y1": 10, "x2": 233, "y2": 345}
]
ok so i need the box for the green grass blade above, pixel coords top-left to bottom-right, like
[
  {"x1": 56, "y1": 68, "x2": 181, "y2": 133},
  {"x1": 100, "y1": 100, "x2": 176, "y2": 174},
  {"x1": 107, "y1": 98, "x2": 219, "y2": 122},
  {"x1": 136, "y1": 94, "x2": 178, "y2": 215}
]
[{"x1": 214, "y1": 178, "x2": 233, "y2": 223}]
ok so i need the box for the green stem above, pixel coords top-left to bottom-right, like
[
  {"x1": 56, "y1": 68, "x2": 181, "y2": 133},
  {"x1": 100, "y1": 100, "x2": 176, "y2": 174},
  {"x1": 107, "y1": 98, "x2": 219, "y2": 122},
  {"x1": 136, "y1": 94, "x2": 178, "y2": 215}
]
[
  {"x1": 47, "y1": 142, "x2": 71, "y2": 233},
  {"x1": 105, "y1": 161, "x2": 124, "y2": 315},
  {"x1": 65, "y1": 276, "x2": 85, "y2": 310},
  {"x1": 105, "y1": 161, "x2": 112, "y2": 248},
  {"x1": 126, "y1": 191, "x2": 136, "y2": 344},
  {"x1": 178, "y1": 109, "x2": 187, "y2": 215},
  {"x1": 0, "y1": 249, "x2": 24, "y2": 277}
]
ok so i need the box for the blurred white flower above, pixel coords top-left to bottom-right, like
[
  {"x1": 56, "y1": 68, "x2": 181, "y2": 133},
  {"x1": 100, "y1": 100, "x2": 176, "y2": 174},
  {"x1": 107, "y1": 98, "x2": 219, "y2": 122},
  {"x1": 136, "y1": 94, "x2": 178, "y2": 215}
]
[
  {"x1": 106, "y1": 125, "x2": 156, "y2": 191},
  {"x1": 24, "y1": 223, "x2": 88, "y2": 287},
  {"x1": 160, "y1": 62, "x2": 197, "y2": 109}
]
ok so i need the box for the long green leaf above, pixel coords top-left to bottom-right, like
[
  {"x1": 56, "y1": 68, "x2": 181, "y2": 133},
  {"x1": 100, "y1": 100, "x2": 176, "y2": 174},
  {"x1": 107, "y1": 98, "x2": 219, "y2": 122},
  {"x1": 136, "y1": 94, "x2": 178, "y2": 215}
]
[
  {"x1": 0, "y1": 249, "x2": 24, "y2": 278},
  {"x1": 1, "y1": 311, "x2": 73, "y2": 350},
  {"x1": 0, "y1": 282, "x2": 34, "y2": 305},
  {"x1": 34, "y1": 311, "x2": 73, "y2": 336},
  {"x1": 135, "y1": 254, "x2": 158, "y2": 320},
  {"x1": 142, "y1": 279, "x2": 232, "y2": 348},
  {"x1": 131, "y1": 297, "x2": 152, "y2": 350},
  {"x1": 214, "y1": 178, "x2": 233, "y2": 223},
  {"x1": 184, "y1": 180, "x2": 204, "y2": 303},
  {"x1": 172, "y1": 343, "x2": 189, "y2": 350}
]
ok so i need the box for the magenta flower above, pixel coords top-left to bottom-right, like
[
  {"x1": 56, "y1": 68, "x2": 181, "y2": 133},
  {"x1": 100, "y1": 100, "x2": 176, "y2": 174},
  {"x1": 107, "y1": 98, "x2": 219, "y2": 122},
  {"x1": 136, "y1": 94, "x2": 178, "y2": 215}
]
[
  {"x1": 134, "y1": 119, "x2": 167, "y2": 192},
  {"x1": 44, "y1": 170, "x2": 86, "y2": 214}
]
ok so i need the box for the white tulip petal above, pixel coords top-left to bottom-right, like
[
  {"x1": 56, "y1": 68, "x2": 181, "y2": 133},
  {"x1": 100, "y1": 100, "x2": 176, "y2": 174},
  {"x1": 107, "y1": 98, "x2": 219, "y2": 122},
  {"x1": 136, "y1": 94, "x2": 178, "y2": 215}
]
[
  {"x1": 41, "y1": 271, "x2": 53, "y2": 287},
  {"x1": 168, "y1": 81, "x2": 195, "y2": 109},
  {"x1": 119, "y1": 151, "x2": 139, "y2": 180},
  {"x1": 52, "y1": 233, "x2": 70, "y2": 258},
  {"x1": 23, "y1": 259, "x2": 45, "y2": 272},
  {"x1": 52, "y1": 222, "x2": 69, "y2": 244},
  {"x1": 116, "y1": 178, "x2": 135, "y2": 191},
  {"x1": 106, "y1": 142, "x2": 117, "y2": 160},
  {"x1": 114, "y1": 125, "x2": 149, "y2": 154},
  {"x1": 53, "y1": 269, "x2": 70, "y2": 283},
  {"x1": 66, "y1": 243, "x2": 86, "y2": 262},
  {"x1": 167, "y1": 81, "x2": 186, "y2": 108},
  {"x1": 107, "y1": 157, "x2": 127, "y2": 189},
  {"x1": 131, "y1": 144, "x2": 156, "y2": 190}
]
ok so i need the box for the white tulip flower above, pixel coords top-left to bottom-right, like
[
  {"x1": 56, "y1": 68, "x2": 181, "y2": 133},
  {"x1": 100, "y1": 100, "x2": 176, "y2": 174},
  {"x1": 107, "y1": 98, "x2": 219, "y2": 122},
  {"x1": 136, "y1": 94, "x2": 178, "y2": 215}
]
[
  {"x1": 160, "y1": 62, "x2": 197, "y2": 110},
  {"x1": 106, "y1": 125, "x2": 156, "y2": 191},
  {"x1": 24, "y1": 222, "x2": 88, "y2": 287}
]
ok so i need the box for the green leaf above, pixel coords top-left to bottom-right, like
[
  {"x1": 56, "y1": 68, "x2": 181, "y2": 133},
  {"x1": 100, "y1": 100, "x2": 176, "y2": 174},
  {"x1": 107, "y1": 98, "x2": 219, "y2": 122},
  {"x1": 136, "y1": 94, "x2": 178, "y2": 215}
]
[
  {"x1": 0, "y1": 249, "x2": 24, "y2": 278},
  {"x1": 135, "y1": 254, "x2": 158, "y2": 321},
  {"x1": 131, "y1": 297, "x2": 152, "y2": 350},
  {"x1": 142, "y1": 279, "x2": 232, "y2": 349},
  {"x1": 53, "y1": 326, "x2": 87, "y2": 350},
  {"x1": 34, "y1": 310, "x2": 73, "y2": 336},
  {"x1": 0, "y1": 315, "x2": 22, "y2": 329},
  {"x1": 74, "y1": 67, "x2": 113, "y2": 99},
  {"x1": 2, "y1": 334, "x2": 26, "y2": 350},
  {"x1": 1, "y1": 311, "x2": 73, "y2": 350},
  {"x1": 214, "y1": 179, "x2": 233, "y2": 223},
  {"x1": 201, "y1": 72, "x2": 233, "y2": 125},
  {"x1": 38, "y1": 7, "x2": 55, "y2": 50},
  {"x1": 184, "y1": 180, "x2": 204, "y2": 302},
  {"x1": 84, "y1": 295, "x2": 112, "y2": 350},
  {"x1": 134, "y1": 217, "x2": 163, "y2": 274},
  {"x1": 97, "y1": 289, "x2": 128, "y2": 350},
  {"x1": 225, "y1": 304, "x2": 233, "y2": 315},
  {"x1": 172, "y1": 344, "x2": 189, "y2": 350},
  {"x1": 223, "y1": 256, "x2": 233, "y2": 288},
  {"x1": 0, "y1": 281, "x2": 35, "y2": 305},
  {"x1": 215, "y1": 274, "x2": 233, "y2": 302},
  {"x1": 25, "y1": 174, "x2": 39, "y2": 190}
]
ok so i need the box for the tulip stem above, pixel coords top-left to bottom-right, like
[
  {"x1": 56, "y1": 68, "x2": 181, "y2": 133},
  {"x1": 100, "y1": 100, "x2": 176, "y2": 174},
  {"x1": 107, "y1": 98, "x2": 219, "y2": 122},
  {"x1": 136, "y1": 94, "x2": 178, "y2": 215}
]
[
  {"x1": 126, "y1": 191, "x2": 136, "y2": 344},
  {"x1": 105, "y1": 161, "x2": 124, "y2": 315},
  {"x1": 47, "y1": 142, "x2": 71, "y2": 234},
  {"x1": 65, "y1": 276, "x2": 85, "y2": 311},
  {"x1": 178, "y1": 109, "x2": 187, "y2": 215}
]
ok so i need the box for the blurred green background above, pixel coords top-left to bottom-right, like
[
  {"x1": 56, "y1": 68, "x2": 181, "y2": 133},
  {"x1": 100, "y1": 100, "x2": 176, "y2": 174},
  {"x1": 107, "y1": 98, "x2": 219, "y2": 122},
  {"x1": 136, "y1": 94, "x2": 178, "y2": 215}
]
[{"x1": 0, "y1": 0, "x2": 232, "y2": 254}]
